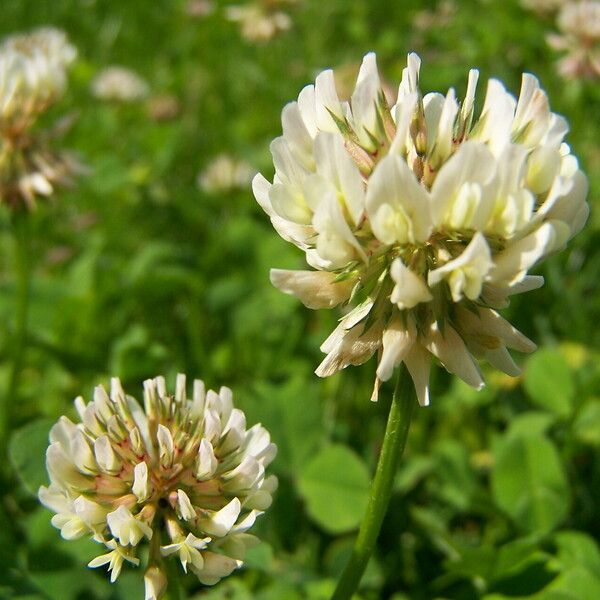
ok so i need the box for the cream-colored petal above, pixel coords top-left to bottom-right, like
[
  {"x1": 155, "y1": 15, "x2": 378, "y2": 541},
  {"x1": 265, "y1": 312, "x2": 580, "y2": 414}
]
[
  {"x1": 376, "y1": 318, "x2": 416, "y2": 382},
  {"x1": 314, "y1": 69, "x2": 343, "y2": 132},
  {"x1": 316, "y1": 321, "x2": 382, "y2": 377},
  {"x1": 431, "y1": 141, "x2": 497, "y2": 229},
  {"x1": 428, "y1": 233, "x2": 493, "y2": 302},
  {"x1": 366, "y1": 153, "x2": 432, "y2": 244},
  {"x1": 390, "y1": 259, "x2": 433, "y2": 309},
  {"x1": 313, "y1": 132, "x2": 365, "y2": 225},
  {"x1": 490, "y1": 222, "x2": 556, "y2": 285},
  {"x1": 270, "y1": 269, "x2": 354, "y2": 309},
  {"x1": 404, "y1": 344, "x2": 432, "y2": 407},
  {"x1": 426, "y1": 322, "x2": 484, "y2": 390}
]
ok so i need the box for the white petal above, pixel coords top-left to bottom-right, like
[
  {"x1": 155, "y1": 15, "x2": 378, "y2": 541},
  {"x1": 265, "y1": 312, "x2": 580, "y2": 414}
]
[
  {"x1": 200, "y1": 498, "x2": 241, "y2": 537},
  {"x1": 297, "y1": 84, "x2": 318, "y2": 137},
  {"x1": 313, "y1": 132, "x2": 365, "y2": 225},
  {"x1": 431, "y1": 141, "x2": 497, "y2": 228},
  {"x1": 175, "y1": 373, "x2": 186, "y2": 403},
  {"x1": 282, "y1": 101, "x2": 314, "y2": 170},
  {"x1": 398, "y1": 52, "x2": 421, "y2": 98},
  {"x1": 156, "y1": 425, "x2": 174, "y2": 468},
  {"x1": 487, "y1": 346, "x2": 521, "y2": 376},
  {"x1": 473, "y1": 79, "x2": 516, "y2": 154},
  {"x1": 376, "y1": 318, "x2": 416, "y2": 382},
  {"x1": 404, "y1": 344, "x2": 432, "y2": 407},
  {"x1": 428, "y1": 233, "x2": 494, "y2": 302},
  {"x1": 252, "y1": 173, "x2": 313, "y2": 248},
  {"x1": 366, "y1": 153, "x2": 432, "y2": 244},
  {"x1": 132, "y1": 462, "x2": 150, "y2": 502},
  {"x1": 270, "y1": 268, "x2": 353, "y2": 309},
  {"x1": 426, "y1": 323, "x2": 484, "y2": 390},
  {"x1": 390, "y1": 259, "x2": 433, "y2": 309},
  {"x1": 94, "y1": 435, "x2": 121, "y2": 474},
  {"x1": 390, "y1": 92, "x2": 418, "y2": 154},
  {"x1": 196, "y1": 438, "x2": 218, "y2": 480},
  {"x1": 177, "y1": 489, "x2": 196, "y2": 521},
  {"x1": 314, "y1": 69, "x2": 343, "y2": 132},
  {"x1": 316, "y1": 321, "x2": 382, "y2": 377},
  {"x1": 350, "y1": 52, "x2": 381, "y2": 148},
  {"x1": 490, "y1": 222, "x2": 556, "y2": 285},
  {"x1": 144, "y1": 566, "x2": 167, "y2": 600},
  {"x1": 194, "y1": 551, "x2": 240, "y2": 585},
  {"x1": 309, "y1": 177, "x2": 366, "y2": 267}
]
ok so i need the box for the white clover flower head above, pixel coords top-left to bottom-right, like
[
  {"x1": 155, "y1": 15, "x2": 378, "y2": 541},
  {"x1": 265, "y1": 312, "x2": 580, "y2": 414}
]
[
  {"x1": 226, "y1": 3, "x2": 293, "y2": 43},
  {"x1": 547, "y1": 1, "x2": 600, "y2": 79},
  {"x1": 2, "y1": 27, "x2": 77, "y2": 69},
  {"x1": 0, "y1": 27, "x2": 75, "y2": 133},
  {"x1": 198, "y1": 154, "x2": 255, "y2": 194},
  {"x1": 255, "y1": 52, "x2": 589, "y2": 406},
  {"x1": 91, "y1": 66, "x2": 150, "y2": 102},
  {"x1": 0, "y1": 27, "x2": 79, "y2": 209},
  {"x1": 521, "y1": 0, "x2": 565, "y2": 15},
  {"x1": 39, "y1": 374, "x2": 278, "y2": 593}
]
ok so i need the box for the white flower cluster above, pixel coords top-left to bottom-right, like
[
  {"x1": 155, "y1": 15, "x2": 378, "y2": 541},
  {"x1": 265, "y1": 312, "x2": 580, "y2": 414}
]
[
  {"x1": 91, "y1": 66, "x2": 150, "y2": 102},
  {"x1": 226, "y1": 1, "x2": 295, "y2": 43},
  {"x1": 0, "y1": 27, "x2": 78, "y2": 208},
  {"x1": 39, "y1": 375, "x2": 277, "y2": 596},
  {"x1": 522, "y1": 0, "x2": 566, "y2": 14},
  {"x1": 255, "y1": 52, "x2": 589, "y2": 405},
  {"x1": 0, "y1": 27, "x2": 76, "y2": 133},
  {"x1": 547, "y1": 1, "x2": 600, "y2": 79},
  {"x1": 198, "y1": 154, "x2": 255, "y2": 194}
]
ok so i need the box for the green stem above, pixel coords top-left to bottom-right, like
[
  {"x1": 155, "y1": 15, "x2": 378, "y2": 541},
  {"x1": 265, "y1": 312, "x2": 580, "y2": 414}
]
[
  {"x1": 165, "y1": 557, "x2": 185, "y2": 600},
  {"x1": 332, "y1": 367, "x2": 415, "y2": 600},
  {"x1": 0, "y1": 211, "x2": 32, "y2": 446}
]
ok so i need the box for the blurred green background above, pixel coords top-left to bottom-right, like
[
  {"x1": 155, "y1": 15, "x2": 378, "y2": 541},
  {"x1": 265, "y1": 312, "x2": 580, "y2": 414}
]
[{"x1": 1, "y1": 0, "x2": 599, "y2": 598}]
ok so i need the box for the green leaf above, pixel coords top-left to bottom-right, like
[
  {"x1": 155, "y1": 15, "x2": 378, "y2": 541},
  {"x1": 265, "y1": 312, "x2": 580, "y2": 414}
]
[
  {"x1": 244, "y1": 542, "x2": 275, "y2": 573},
  {"x1": 491, "y1": 431, "x2": 570, "y2": 533},
  {"x1": 508, "y1": 412, "x2": 556, "y2": 438},
  {"x1": 524, "y1": 349, "x2": 574, "y2": 416},
  {"x1": 543, "y1": 567, "x2": 600, "y2": 600},
  {"x1": 324, "y1": 537, "x2": 383, "y2": 588},
  {"x1": 492, "y1": 537, "x2": 549, "y2": 582},
  {"x1": 553, "y1": 530, "x2": 600, "y2": 575},
  {"x1": 29, "y1": 569, "x2": 111, "y2": 600},
  {"x1": 9, "y1": 418, "x2": 54, "y2": 496},
  {"x1": 394, "y1": 455, "x2": 434, "y2": 493},
  {"x1": 242, "y1": 378, "x2": 325, "y2": 475},
  {"x1": 431, "y1": 440, "x2": 478, "y2": 511},
  {"x1": 573, "y1": 400, "x2": 600, "y2": 446},
  {"x1": 298, "y1": 444, "x2": 371, "y2": 534}
]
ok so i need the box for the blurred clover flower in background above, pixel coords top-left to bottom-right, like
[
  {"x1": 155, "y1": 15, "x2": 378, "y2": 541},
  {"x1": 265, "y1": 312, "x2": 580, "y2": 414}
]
[
  {"x1": 521, "y1": 0, "x2": 566, "y2": 15},
  {"x1": 226, "y1": 0, "x2": 298, "y2": 43},
  {"x1": 198, "y1": 154, "x2": 255, "y2": 194},
  {"x1": 91, "y1": 66, "x2": 150, "y2": 103},
  {"x1": 0, "y1": 27, "x2": 79, "y2": 209},
  {"x1": 254, "y1": 52, "x2": 589, "y2": 405},
  {"x1": 547, "y1": 0, "x2": 600, "y2": 79},
  {"x1": 39, "y1": 374, "x2": 277, "y2": 598}
]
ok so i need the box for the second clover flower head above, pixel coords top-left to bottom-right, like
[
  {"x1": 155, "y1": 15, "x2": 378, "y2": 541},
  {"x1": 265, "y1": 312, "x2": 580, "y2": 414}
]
[
  {"x1": 254, "y1": 52, "x2": 589, "y2": 406},
  {"x1": 39, "y1": 374, "x2": 277, "y2": 597},
  {"x1": 0, "y1": 27, "x2": 79, "y2": 209}
]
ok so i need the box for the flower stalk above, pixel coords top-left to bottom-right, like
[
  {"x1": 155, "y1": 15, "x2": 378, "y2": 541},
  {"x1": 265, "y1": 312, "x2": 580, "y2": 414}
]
[
  {"x1": 332, "y1": 367, "x2": 415, "y2": 600},
  {"x1": 0, "y1": 210, "x2": 32, "y2": 448}
]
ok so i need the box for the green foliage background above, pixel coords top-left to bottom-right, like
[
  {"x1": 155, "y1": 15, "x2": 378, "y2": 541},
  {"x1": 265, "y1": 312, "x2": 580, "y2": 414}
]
[{"x1": 1, "y1": 0, "x2": 599, "y2": 598}]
